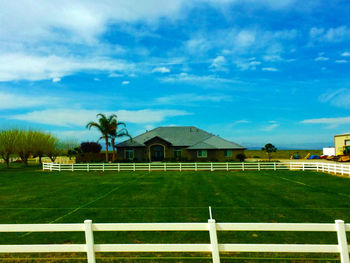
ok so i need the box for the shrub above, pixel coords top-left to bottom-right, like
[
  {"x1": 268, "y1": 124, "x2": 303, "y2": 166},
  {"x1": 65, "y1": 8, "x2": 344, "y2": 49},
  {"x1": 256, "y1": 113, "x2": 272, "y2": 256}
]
[
  {"x1": 236, "y1": 153, "x2": 246, "y2": 162},
  {"x1": 80, "y1": 142, "x2": 102, "y2": 153}
]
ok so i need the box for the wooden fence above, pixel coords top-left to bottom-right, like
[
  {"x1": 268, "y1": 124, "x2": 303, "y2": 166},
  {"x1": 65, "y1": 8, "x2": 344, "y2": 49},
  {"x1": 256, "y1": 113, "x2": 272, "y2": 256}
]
[
  {"x1": 0, "y1": 219, "x2": 349, "y2": 263},
  {"x1": 43, "y1": 162, "x2": 350, "y2": 176}
]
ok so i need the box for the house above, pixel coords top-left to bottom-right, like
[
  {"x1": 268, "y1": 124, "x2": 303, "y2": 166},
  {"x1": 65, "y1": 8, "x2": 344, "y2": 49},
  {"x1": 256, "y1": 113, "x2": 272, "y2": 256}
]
[
  {"x1": 116, "y1": 126, "x2": 245, "y2": 162},
  {"x1": 334, "y1": 133, "x2": 350, "y2": 155}
]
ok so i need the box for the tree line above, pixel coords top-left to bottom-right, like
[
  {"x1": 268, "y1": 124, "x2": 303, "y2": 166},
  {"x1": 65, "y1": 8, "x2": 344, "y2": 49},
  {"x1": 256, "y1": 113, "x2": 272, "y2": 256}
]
[{"x1": 0, "y1": 129, "x2": 69, "y2": 167}]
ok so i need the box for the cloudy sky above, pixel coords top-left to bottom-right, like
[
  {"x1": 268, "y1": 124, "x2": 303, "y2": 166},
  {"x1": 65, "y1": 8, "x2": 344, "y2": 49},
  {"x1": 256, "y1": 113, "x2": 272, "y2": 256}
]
[{"x1": 0, "y1": 0, "x2": 349, "y2": 148}]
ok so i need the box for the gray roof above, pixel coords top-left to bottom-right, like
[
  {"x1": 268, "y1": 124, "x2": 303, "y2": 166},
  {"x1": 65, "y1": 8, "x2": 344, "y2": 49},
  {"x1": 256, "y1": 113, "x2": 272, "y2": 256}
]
[{"x1": 117, "y1": 126, "x2": 245, "y2": 150}]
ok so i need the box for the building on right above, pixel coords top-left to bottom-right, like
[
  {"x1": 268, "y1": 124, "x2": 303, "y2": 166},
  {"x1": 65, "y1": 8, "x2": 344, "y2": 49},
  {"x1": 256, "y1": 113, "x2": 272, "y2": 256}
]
[{"x1": 334, "y1": 133, "x2": 350, "y2": 155}]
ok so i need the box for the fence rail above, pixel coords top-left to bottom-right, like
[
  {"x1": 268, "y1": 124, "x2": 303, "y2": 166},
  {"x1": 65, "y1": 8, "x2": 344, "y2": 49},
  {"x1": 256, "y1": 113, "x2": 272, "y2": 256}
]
[
  {"x1": 43, "y1": 162, "x2": 350, "y2": 176},
  {"x1": 1, "y1": 219, "x2": 350, "y2": 263}
]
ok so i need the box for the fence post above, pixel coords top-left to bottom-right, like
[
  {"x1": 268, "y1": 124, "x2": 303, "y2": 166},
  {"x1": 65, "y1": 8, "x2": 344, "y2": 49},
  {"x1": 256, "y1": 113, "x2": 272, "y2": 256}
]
[
  {"x1": 274, "y1": 162, "x2": 276, "y2": 171},
  {"x1": 164, "y1": 163, "x2": 167, "y2": 171},
  {"x1": 258, "y1": 162, "x2": 260, "y2": 171},
  {"x1": 133, "y1": 163, "x2": 136, "y2": 172},
  {"x1": 58, "y1": 163, "x2": 61, "y2": 172},
  {"x1": 195, "y1": 162, "x2": 198, "y2": 171},
  {"x1": 211, "y1": 162, "x2": 213, "y2": 172},
  {"x1": 226, "y1": 162, "x2": 229, "y2": 171},
  {"x1": 208, "y1": 219, "x2": 220, "y2": 263},
  {"x1": 302, "y1": 163, "x2": 305, "y2": 171},
  {"x1": 180, "y1": 163, "x2": 182, "y2": 172},
  {"x1": 71, "y1": 163, "x2": 74, "y2": 172},
  {"x1": 242, "y1": 162, "x2": 245, "y2": 171},
  {"x1": 50, "y1": 163, "x2": 52, "y2": 172},
  {"x1": 335, "y1": 220, "x2": 350, "y2": 263},
  {"x1": 148, "y1": 163, "x2": 151, "y2": 172},
  {"x1": 102, "y1": 163, "x2": 105, "y2": 172},
  {"x1": 341, "y1": 164, "x2": 344, "y2": 176},
  {"x1": 316, "y1": 163, "x2": 319, "y2": 172},
  {"x1": 84, "y1": 220, "x2": 96, "y2": 263}
]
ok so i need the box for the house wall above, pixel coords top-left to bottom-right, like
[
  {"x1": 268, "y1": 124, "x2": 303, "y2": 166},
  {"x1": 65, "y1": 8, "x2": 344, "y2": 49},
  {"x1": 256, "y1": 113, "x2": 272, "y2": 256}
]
[
  {"x1": 335, "y1": 134, "x2": 350, "y2": 155},
  {"x1": 186, "y1": 149, "x2": 245, "y2": 162},
  {"x1": 116, "y1": 146, "x2": 245, "y2": 162},
  {"x1": 115, "y1": 147, "x2": 146, "y2": 161}
]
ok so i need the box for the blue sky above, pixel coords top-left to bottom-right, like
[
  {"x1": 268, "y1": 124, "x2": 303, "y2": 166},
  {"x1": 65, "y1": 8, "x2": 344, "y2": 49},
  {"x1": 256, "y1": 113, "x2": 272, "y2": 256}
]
[{"x1": 0, "y1": 0, "x2": 350, "y2": 149}]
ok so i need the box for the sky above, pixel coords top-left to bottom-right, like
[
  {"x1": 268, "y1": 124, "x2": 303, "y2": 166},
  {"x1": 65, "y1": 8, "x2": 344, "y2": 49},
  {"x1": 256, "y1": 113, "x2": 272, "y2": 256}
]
[{"x1": 0, "y1": 0, "x2": 350, "y2": 149}]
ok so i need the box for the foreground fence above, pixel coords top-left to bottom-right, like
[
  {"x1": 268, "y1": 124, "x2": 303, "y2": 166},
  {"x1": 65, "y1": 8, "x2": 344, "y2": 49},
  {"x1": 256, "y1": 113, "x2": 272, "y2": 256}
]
[
  {"x1": 1, "y1": 218, "x2": 350, "y2": 263},
  {"x1": 43, "y1": 162, "x2": 350, "y2": 176}
]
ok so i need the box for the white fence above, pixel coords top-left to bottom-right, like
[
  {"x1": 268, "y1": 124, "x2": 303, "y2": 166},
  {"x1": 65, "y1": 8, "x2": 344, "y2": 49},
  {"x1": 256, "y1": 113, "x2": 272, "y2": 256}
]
[
  {"x1": 43, "y1": 162, "x2": 350, "y2": 176},
  {"x1": 1, "y1": 218, "x2": 350, "y2": 263}
]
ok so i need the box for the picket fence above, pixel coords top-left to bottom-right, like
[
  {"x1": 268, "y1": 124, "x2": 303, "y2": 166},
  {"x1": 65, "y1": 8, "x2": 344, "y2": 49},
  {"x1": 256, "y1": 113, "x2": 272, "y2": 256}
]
[
  {"x1": 1, "y1": 218, "x2": 350, "y2": 263},
  {"x1": 43, "y1": 161, "x2": 350, "y2": 176}
]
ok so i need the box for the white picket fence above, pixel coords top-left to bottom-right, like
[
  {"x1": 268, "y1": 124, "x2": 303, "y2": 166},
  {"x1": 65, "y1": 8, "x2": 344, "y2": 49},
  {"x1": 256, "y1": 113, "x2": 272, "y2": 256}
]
[
  {"x1": 43, "y1": 162, "x2": 350, "y2": 176},
  {"x1": 1, "y1": 218, "x2": 350, "y2": 263}
]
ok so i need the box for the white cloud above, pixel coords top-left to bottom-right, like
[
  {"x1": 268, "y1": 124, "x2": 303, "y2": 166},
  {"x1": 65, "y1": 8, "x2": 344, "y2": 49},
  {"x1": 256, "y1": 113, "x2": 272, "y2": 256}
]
[
  {"x1": 0, "y1": 53, "x2": 133, "y2": 82},
  {"x1": 0, "y1": 91, "x2": 58, "y2": 110},
  {"x1": 8, "y1": 109, "x2": 190, "y2": 127},
  {"x1": 155, "y1": 93, "x2": 231, "y2": 104},
  {"x1": 319, "y1": 88, "x2": 350, "y2": 110},
  {"x1": 335, "y1": 60, "x2": 348, "y2": 64},
  {"x1": 262, "y1": 67, "x2": 278, "y2": 72},
  {"x1": 52, "y1": 77, "x2": 61, "y2": 83},
  {"x1": 152, "y1": 67, "x2": 171, "y2": 73},
  {"x1": 108, "y1": 73, "x2": 123, "y2": 78},
  {"x1": 121, "y1": 81, "x2": 130, "y2": 85},
  {"x1": 261, "y1": 121, "x2": 279, "y2": 131},
  {"x1": 310, "y1": 26, "x2": 350, "y2": 43},
  {"x1": 235, "y1": 60, "x2": 261, "y2": 71},
  {"x1": 233, "y1": 120, "x2": 250, "y2": 125},
  {"x1": 209, "y1": 56, "x2": 227, "y2": 71},
  {"x1": 315, "y1": 56, "x2": 329, "y2": 61},
  {"x1": 161, "y1": 73, "x2": 242, "y2": 86},
  {"x1": 235, "y1": 30, "x2": 256, "y2": 47},
  {"x1": 341, "y1": 52, "x2": 350, "y2": 57},
  {"x1": 301, "y1": 116, "x2": 350, "y2": 129},
  {"x1": 0, "y1": 1, "x2": 190, "y2": 44}
]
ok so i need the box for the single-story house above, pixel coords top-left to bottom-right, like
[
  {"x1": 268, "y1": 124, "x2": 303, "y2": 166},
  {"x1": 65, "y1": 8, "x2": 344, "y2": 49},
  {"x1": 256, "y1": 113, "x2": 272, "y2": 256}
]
[{"x1": 116, "y1": 126, "x2": 245, "y2": 162}]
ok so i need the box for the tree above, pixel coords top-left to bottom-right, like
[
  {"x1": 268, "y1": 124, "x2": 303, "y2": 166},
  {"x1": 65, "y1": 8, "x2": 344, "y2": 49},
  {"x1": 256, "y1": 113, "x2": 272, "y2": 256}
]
[
  {"x1": 45, "y1": 136, "x2": 61, "y2": 162},
  {"x1": 80, "y1": 142, "x2": 102, "y2": 153},
  {"x1": 32, "y1": 132, "x2": 57, "y2": 164},
  {"x1": 16, "y1": 130, "x2": 36, "y2": 166},
  {"x1": 86, "y1": 114, "x2": 116, "y2": 162},
  {"x1": 0, "y1": 129, "x2": 19, "y2": 168},
  {"x1": 109, "y1": 118, "x2": 132, "y2": 162},
  {"x1": 262, "y1": 143, "x2": 277, "y2": 161}
]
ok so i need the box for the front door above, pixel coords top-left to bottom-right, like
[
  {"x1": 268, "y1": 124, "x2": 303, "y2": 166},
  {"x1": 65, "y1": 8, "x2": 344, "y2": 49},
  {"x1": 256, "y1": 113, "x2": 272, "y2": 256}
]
[{"x1": 152, "y1": 145, "x2": 164, "y2": 161}]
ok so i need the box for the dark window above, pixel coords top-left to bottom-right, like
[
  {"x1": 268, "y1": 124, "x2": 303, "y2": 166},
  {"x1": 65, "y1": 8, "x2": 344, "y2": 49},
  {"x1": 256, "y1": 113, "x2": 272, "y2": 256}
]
[
  {"x1": 174, "y1": 147, "x2": 182, "y2": 158},
  {"x1": 224, "y1": 150, "x2": 232, "y2": 157}
]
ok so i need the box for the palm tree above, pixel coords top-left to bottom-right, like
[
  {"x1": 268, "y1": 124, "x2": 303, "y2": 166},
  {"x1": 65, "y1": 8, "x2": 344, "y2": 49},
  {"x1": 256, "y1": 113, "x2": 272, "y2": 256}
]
[
  {"x1": 86, "y1": 114, "x2": 116, "y2": 162},
  {"x1": 109, "y1": 118, "x2": 132, "y2": 162}
]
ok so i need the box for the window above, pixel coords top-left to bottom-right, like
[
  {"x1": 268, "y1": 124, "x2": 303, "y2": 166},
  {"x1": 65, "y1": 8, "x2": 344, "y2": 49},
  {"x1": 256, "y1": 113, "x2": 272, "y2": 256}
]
[
  {"x1": 125, "y1": 149, "x2": 134, "y2": 160},
  {"x1": 174, "y1": 147, "x2": 182, "y2": 158},
  {"x1": 197, "y1": 150, "x2": 207, "y2": 158},
  {"x1": 224, "y1": 150, "x2": 232, "y2": 157},
  {"x1": 346, "y1": 140, "x2": 350, "y2": 146}
]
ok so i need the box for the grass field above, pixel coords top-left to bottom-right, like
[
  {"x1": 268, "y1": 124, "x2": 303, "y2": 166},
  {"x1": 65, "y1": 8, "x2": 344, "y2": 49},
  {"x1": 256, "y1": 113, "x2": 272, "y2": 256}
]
[
  {"x1": 245, "y1": 150, "x2": 323, "y2": 160},
  {"x1": 1, "y1": 164, "x2": 349, "y2": 262}
]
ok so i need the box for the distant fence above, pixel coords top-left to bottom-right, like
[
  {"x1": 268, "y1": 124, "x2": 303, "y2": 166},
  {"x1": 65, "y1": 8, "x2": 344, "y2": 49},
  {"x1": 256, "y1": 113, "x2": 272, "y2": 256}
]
[
  {"x1": 1, "y1": 219, "x2": 349, "y2": 263},
  {"x1": 43, "y1": 162, "x2": 350, "y2": 176}
]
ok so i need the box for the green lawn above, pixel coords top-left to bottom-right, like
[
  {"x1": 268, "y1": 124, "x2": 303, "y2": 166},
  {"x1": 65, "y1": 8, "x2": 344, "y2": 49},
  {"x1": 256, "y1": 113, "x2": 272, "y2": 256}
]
[{"x1": 0, "y1": 165, "x2": 349, "y2": 262}]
